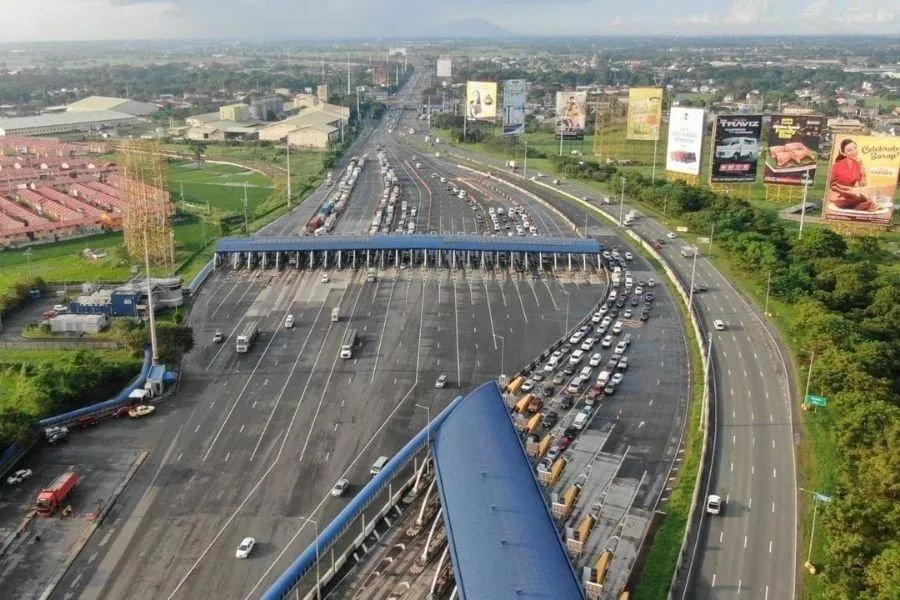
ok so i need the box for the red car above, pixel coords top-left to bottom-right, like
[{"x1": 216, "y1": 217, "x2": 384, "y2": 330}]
[
  {"x1": 77, "y1": 416, "x2": 99, "y2": 429},
  {"x1": 113, "y1": 404, "x2": 135, "y2": 418}
]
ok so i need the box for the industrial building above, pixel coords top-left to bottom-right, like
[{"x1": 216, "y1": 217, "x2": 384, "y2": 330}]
[
  {"x1": 66, "y1": 96, "x2": 159, "y2": 117},
  {"x1": 49, "y1": 314, "x2": 109, "y2": 334},
  {"x1": 257, "y1": 103, "x2": 348, "y2": 149},
  {"x1": 0, "y1": 111, "x2": 138, "y2": 137},
  {"x1": 67, "y1": 276, "x2": 184, "y2": 317},
  {"x1": 218, "y1": 103, "x2": 251, "y2": 122},
  {"x1": 248, "y1": 96, "x2": 284, "y2": 121}
]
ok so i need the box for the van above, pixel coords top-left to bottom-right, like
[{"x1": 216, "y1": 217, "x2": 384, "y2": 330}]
[
  {"x1": 284, "y1": 314, "x2": 295, "y2": 329},
  {"x1": 612, "y1": 321, "x2": 623, "y2": 335},
  {"x1": 597, "y1": 370, "x2": 611, "y2": 386},
  {"x1": 370, "y1": 456, "x2": 389, "y2": 477},
  {"x1": 573, "y1": 412, "x2": 589, "y2": 431}
]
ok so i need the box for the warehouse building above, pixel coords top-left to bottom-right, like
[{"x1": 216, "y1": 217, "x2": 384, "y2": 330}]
[
  {"x1": 66, "y1": 96, "x2": 159, "y2": 117},
  {"x1": 0, "y1": 111, "x2": 138, "y2": 137}
]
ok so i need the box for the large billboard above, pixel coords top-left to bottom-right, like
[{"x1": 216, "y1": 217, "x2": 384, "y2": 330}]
[
  {"x1": 710, "y1": 115, "x2": 763, "y2": 183},
  {"x1": 502, "y1": 79, "x2": 527, "y2": 136},
  {"x1": 764, "y1": 115, "x2": 824, "y2": 186},
  {"x1": 555, "y1": 91, "x2": 587, "y2": 140},
  {"x1": 436, "y1": 55, "x2": 452, "y2": 78},
  {"x1": 626, "y1": 87, "x2": 663, "y2": 141},
  {"x1": 823, "y1": 135, "x2": 899, "y2": 226},
  {"x1": 466, "y1": 81, "x2": 497, "y2": 120},
  {"x1": 665, "y1": 107, "x2": 705, "y2": 175}
]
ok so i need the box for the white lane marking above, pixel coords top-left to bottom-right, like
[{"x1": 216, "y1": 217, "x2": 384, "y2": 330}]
[
  {"x1": 239, "y1": 425, "x2": 244, "y2": 433},
  {"x1": 748, "y1": 497, "x2": 752, "y2": 509},
  {"x1": 744, "y1": 536, "x2": 748, "y2": 549},
  {"x1": 773, "y1": 502, "x2": 776, "y2": 513},
  {"x1": 738, "y1": 580, "x2": 742, "y2": 595},
  {"x1": 195, "y1": 424, "x2": 201, "y2": 433},
  {"x1": 371, "y1": 277, "x2": 398, "y2": 383},
  {"x1": 224, "y1": 452, "x2": 230, "y2": 462},
  {"x1": 769, "y1": 540, "x2": 773, "y2": 554},
  {"x1": 772, "y1": 439, "x2": 776, "y2": 448},
  {"x1": 733, "y1": 435, "x2": 736, "y2": 444},
  {"x1": 711, "y1": 573, "x2": 716, "y2": 588},
  {"x1": 730, "y1": 462, "x2": 734, "y2": 472}
]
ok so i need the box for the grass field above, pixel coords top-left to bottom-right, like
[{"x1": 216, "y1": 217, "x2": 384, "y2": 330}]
[{"x1": 169, "y1": 162, "x2": 273, "y2": 215}]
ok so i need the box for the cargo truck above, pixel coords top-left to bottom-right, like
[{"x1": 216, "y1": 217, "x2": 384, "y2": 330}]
[
  {"x1": 236, "y1": 321, "x2": 259, "y2": 353},
  {"x1": 331, "y1": 307, "x2": 340, "y2": 322},
  {"x1": 36, "y1": 471, "x2": 78, "y2": 516},
  {"x1": 366, "y1": 268, "x2": 377, "y2": 282},
  {"x1": 506, "y1": 160, "x2": 518, "y2": 169}
]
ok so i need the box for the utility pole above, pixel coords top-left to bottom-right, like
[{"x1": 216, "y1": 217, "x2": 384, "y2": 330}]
[
  {"x1": 618, "y1": 176, "x2": 626, "y2": 226},
  {"x1": 243, "y1": 182, "x2": 249, "y2": 234},
  {"x1": 799, "y1": 171, "x2": 812, "y2": 239},
  {"x1": 346, "y1": 52, "x2": 351, "y2": 95},
  {"x1": 764, "y1": 271, "x2": 772, "y2": 317},
  {"x1": 286, "y1": 141, "x2": 292, "y2": 207},
  {"x1": 143, "y1": 230, "x2": 159, "y2": 365},
  {"x1": 523, "y1": 141, "x2": 529, "y2": 178}
]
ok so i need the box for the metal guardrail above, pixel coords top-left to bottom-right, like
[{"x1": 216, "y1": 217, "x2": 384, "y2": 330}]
[{"x1": 187, "y1": 259, "x2": 215, "y2": 295}]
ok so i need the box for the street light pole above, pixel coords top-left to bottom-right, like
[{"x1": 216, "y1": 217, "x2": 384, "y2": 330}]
[
  {"x1": 618, "y1": 177, "x2": 626, "y2": 226},
  {"x1": 415, "y1": 403, "x2": 432, "y2": 442},
  {"x1": 799, "y1": 172, "x2": 812, "y2": 239},
  {"x1": 24, "y1": 247, "x2": 34, "y2": 279},
  {"x1": 494, "y1": 334, "x2": 505, "y2": 377},
  {"x1": 243, "y1": 183, "x2": 249, "y2": 234},
  {"x1": 523, "y1": 141, "x2": 529, "y2": 178},
  {"x1": 764, "y1": 271, "x2": 772, "y2": 317},
  {"x1": 804, "y1": 350, "x2": 816, "y2": 404},
  {"x1": 688, "y1": 246, "x2": 698, "y2": 312}
]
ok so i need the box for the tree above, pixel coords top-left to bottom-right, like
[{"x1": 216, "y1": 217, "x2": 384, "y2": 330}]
[
  {"x1": 187, "y1": 140, "x2": 208, "y2": 163},
  {"x1": 865, "y1": 543, "x2": 900, "y2": 600},
  {"x1": 793, "y1": 227, "x2": 847, "y2": 261}
]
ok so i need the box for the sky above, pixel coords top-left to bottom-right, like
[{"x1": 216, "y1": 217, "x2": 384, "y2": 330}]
[{"x1": 1, "y1": 0, "x2": 898, "y2": 41}]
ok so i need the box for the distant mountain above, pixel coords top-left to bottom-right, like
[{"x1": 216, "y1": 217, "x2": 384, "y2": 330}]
[{"x1": 427, "y1": 18, "x2": 516, "y2": 38}]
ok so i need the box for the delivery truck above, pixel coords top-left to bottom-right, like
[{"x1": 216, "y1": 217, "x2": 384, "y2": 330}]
[
  {"x1": 236, "y1": 321, "x2": 259, "y2": 353},
  {"x1": 36, "y1": 471, "x2": 79, "y2": 516}
]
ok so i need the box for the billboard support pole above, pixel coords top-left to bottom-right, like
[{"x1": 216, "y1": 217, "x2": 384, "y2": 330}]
[
  {"x1": 799, "y1": 174, "x2": 811, "y2": 239},
  {"x1": 559, "y1": 130, "x2": 563, "y2": 156},
  {"x1": 463, "y1": 115, "x2": 467, "y2": 144},
  {"x1": 651, "y1": 136, "x2": 659, "y2": 182},
  {"x1": 523, "y1": 141, "x2": 528, "y2": 178}
]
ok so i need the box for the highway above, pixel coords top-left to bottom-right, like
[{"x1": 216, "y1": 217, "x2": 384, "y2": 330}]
[
  {"x1": 50, "y1": 76, "x2": 611, "y2": 600},
  {"x1": 434, "y1": 140, "x2": 797, "y2": 599}
]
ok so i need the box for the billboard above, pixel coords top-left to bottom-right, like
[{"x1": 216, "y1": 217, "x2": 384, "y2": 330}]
[
  {"x1": 466, "y1": 81, "x2": 497, "y2": 120},
  {"x1": 764, "y1": 115, "x2": 824, "y2": 186},
  {"x1": 502, "y1": 79, "x2": 527, "y2": 136},
  {"x1": 389, "y1": 47, "x2": 407, "y2": 57},
  {"x1": 823, "y1": 135, "x2": 899, "y2": 226},
  {"x1": 626, "y1": 87, "x2": 663, "y2": 141},
  {"x1": 437, "y1": 55, "x2": 452, "y2": 78},
  {"x1": 555, "y1": 91, "x2": 587, "y2": 140},
  {"x1": 665, "y1": 107, "x2": 705, "y2": 176},
  {"x1": 710, "y1": 115, "x2": 763, "y2": 183}
]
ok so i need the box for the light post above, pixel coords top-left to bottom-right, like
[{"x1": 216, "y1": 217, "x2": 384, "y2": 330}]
[
  {"x1": 523, "y1": 140, "x2": 529, "y2": 178},
  {"x1": 799, "y1": 488, "x2": 832, "y2": 572},
  {"x1": 415, "y1": 403, "x2": 432, "y2": 442},
  {"x1": 24, "y1": 247, "x2": 34, "y2": 279},
  {"x1": 764, "y1": 271, "x2": 772, "y2": 317},
  {"x1": 304, "y1": 517, "x2": 320, "y2": 599},
  {"x1": 688, "y1": 246, "x2": 698, "y2": 312},
  {"x1": 243, "y1": 183, "x2": 250, "y2": 235},
  {"x1": 618, "y1": 176, "x2": 626, "y2": 226},
  {"x1": 494, "y1": 334, "x2": 505, "y2": 378},
  {"x1": 561, "y1": 289, "x2": 570, "y2": 335},
  {"x1": 804, "y1": 350, "x2": 816, "y2": 405},
  {"x1": 798, "y1": 171, "x2": 812, "y2": 239}
]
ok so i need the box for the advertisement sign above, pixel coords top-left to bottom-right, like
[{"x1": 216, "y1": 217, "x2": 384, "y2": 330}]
[
  {"x1": 823, "y1": 135, "x2": 899, "y2": 226},
  {"x1": 764, "y1": 115, "x2": 823, "y2": 186},
  {"x1": 710, "y1": 115, "x2": 762, "y2": 183},
  {"x1": 466, "y1": 81, "x2": 497, "y2": 120},
  {"x1": 665, "y1": 107, "x2": 705, "y2": 175},
  {"x1": 436, "y1": 55, "x2": 452, "y2": 78},
  {"x1": 502, "y1": 80, "x2": 527, "y2": 136},
  {"x1": 626, "y1": 87, "x2": 663, "y2": 141},
  {"x1": 555, "y1": 91, "x2": 587, "y2": 140}
]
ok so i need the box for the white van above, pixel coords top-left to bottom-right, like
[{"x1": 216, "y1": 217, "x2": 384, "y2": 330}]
[
  {"x1": 612, "y1": 321, "x2": 623, "y2": 335},
  {"x1": 370, "y1": 455, "x2": 389, "y2": 477},
  {"x1": 597, "y1": 370, "x2": 611, "y2": 386},
  {"x1": 573, "y1": 412, "x2": 589, "y2": 430},
  {"x1": 608, "y1": 290, "x2": 618, "y2": 302}
]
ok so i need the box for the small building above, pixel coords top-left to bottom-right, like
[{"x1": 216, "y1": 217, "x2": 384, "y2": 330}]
[
  {"x1": 248, "y1": 96, "x2": 284, "y2": 121},
  {"x1": 49, "y1": 313, "x2": 109, "y2": 334},
  {"x1": 69, "y1": 289, "x2": 142, "y2": 317},
  {"x1": 118, "y1": 277, "x2": 184, "y2": 309},
  {"x1": 317, "y1": 84, "x2": 329, "y2": 103},
  {"x1": 219, "y1": 103, "x2": 251, "y2": 122},
  {"x1": 185, "y1": 112, "x2": 220, "y2": 128},
  {"x1": 286, "y1": 123, "x2": 339, "y2": 150}
]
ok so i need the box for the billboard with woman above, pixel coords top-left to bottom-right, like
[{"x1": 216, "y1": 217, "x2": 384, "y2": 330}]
[
  {"x1": 555, "y1": 91, "x2": 587, "y2": 140},
  {"x1": 466, "y1": 81, "x2": 497, "y2": 120},
  {"x1": 823, "y1": 135, "x2": 899, "y2": 226},
  {"x1": 626, "y1": 87, "x2": 663, "y2": 141}
]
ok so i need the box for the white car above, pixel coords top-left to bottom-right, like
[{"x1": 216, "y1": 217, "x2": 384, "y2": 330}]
[
  {"x1": 706, "y1": 494, "x2": 724, "y2": 515},
  {"x1": 521, "y1": 379, "x2": 535, "y2": 392},
  {"x1": 610, "y1": 372, "x2": 624, "y2": 386},
  {"x1": 321, "y1": 273, "x2": 330, "y2": 283},
  {"x1": 581, "y1": 338, "x2": 596, "y2": 351},
  {"x1": 569, "y1": 331, "x2": 584, "y2": 345},
  {"x1": 235, "y1": 537, "x2": 256, "y2": 558},
  {"x1": 569, "y1": 349, "x2": 585, "y2": 364},
  {"x1": 331, "y1": 478, "x2": 350, "y2": 497},
  {"x1": 623, "y1": 310, "x2": 632, "y2": 319},
  {"x1": 589, "y1": 353, "x2": 602, "y2": 367},
  {"x1": 6, "y1": 469, "x2": 32, "y2": 485},
  {"x1": 591, "y1": 312, "x2": 603, "y2": 323},
  {"x1": 601, "y1": 335, "x2": 613, "y2": 348},
  {"x1": 543, "y1": 360, "x2": 558, "y2": 373},
  {"x1": 284, "y1": 314, "x2": 295, "y2": 329},
  {"x1": 615, "y1": 341, "x2": 628, "y2": 355},
  {"x1": 435, "y1": 374, "x2": 448, "y2": 388},
  {"x1": 634, "y1": 286, "x2": 643, "y2": 295},
  {"x1": 624, "y1": 252, "x2": 633, "y2": 260},
  {"x1": 714, "y1": 319, "x2": 726, "y2": 331},
  {"x1": 667, "y1": 232, "x2": 677, "y2": 239},
  {"x1": 648, "y1": 279, "x2": 656, "y2": 287},
  {"x1": 128, "y1": 404, "x2": 156, "y2": 418}
]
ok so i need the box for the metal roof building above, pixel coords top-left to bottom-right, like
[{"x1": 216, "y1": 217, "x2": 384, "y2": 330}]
[
  {"x1": 0, "y1": 110, "x2": 138, "y2": 137},
  {"x1": 432, "y1": 381, "x2": 584, "y2": 599},
  {"x1": 216, "y1": 234, "x2": 600, "y2": 255},
  {"x1": 66, "y1": 96, "x2": 159, "y2": 117}
]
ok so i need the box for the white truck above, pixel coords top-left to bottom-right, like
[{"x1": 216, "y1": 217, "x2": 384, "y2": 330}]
[
  {"x1": 236, "y1": 321, "x2": 259, "y2": 353},
  {"x1": 331, "y1": 307, "x2": 340, "y2": 322},
  {"x1": 506, "y1": 160, "x2": 518, "y2": 169}
]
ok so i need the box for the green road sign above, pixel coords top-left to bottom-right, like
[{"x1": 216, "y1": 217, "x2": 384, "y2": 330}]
[{"x1": 806, "y1": 394, "x2": 827, "y2": 407}]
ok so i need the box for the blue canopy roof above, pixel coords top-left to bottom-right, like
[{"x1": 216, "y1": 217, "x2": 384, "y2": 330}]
[
  {"x1": 216, "y1": 234, "x2": 600, "y2": 255},
  {"x1": 432, "y1": 381, "x2": 584, "y2": 600}
]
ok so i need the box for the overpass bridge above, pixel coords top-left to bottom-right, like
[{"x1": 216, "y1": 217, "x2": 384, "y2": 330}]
[{"x1": 214, "y1": 234, "x2": 603, "y2": 272}]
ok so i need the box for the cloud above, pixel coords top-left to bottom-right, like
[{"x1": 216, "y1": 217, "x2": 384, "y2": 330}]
[
  {"x1": 803, "y1": 0, "x2": 829, "y2": 17},
  {"x1": 675, "y1": 13, "x2": 713, "y2": 24}
]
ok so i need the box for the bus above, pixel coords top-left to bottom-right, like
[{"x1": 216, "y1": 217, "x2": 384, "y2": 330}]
[
  {"x1": 340, "y1": 328, "x2": 358, "y2": 359},
  {"x1": 236, "y1": 321, "x2": 259, "y2": 353}
]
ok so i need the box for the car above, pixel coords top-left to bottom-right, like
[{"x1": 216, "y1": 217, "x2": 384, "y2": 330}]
[
  {"x1": 128, "y1": 405, "x2": 156, "y2": 418},
  {"x1": 623, "y1": 333, "x2": 633, "y2": 346},
  {"x1": 7, "y1": 469, "x2": 32, "y2": 485},
  {"x1": 114, "y1": 404, "x2": 135, "y2": 418},
  {"x1": 615, "y1": 341, "x2": 628, "y2": 354},
  {"x1": 604, "y1": 382, "x2": 617, "y2": 395},
  {"x1": 587, "y1": 386, "x2": 604, "y2": 400},
  {"x1": 606, "y1": 358, "x2": 620, "y2": 371},
  {"x1": 601, "y1": 335, "x2": 613, "y2": 348},
  {"x1": 598, "y1": 304, "x2": 609, "y2": 315},
  {"x1": 667, "y1": 232, "x2": 677, "y2": 239},
  {"x1": 321, "y1": 273, "x2": 330, "y2": 283},
  {"x1": 77, "y1": 416, "x2": 99, "y2": 429},
  {"x1": 560, "y1": 343, "x2": 574, "y2": 354},
  {"x1": 591, "y1": 312, "x2": 603, "y2": 323},
  {"x1": 581, "y1": 338, "x2": 596, "y2": 351},
  {"x1": 569, "y1": 331, "x2": 584, "y2": 344},
  {"x1": 615, "y1": 300, "x2": 625, "y2": 308},
  {"x1": 532, "y1": 371, "x2": 545, "y2": 382},
  {"x1": 542, "y1": 411, "x2": 559, "y2": 429},
  {"x1": 623, "y1": 309, "x2": 632, "y2": 319},
  {"x1": 550, "y1": 350, "x2": 563, "y2": 362},
  {"x1": 648, "y1": 279, "x2": 655, "y2": 287},
  {"x1": 617, "y1": 357, "x2": 629, "y2": 371},
  {"x1": 569, "y1": 349, "x2": 585, "y2": 364},
  {"x1": 634, "y1": 286, "x2": 643, "y2": 295},
  {"x1": 600, "y1": 316, "x2": 613, "y2": 329},
  {"x1": 552, "y1": 373, "x2": 566, "y2": 385},
  {"x1": 563, "y1": 364, "x2": 577, "y2": 376},
  {"x1": 652, "y1": 241, "x2": 662, "y2": 250},
  {"x1": 542, "y1": 385, "x2": 556, "y2": 397},
  {"x1": 435, "y1": 374, "x2": 448, "y2": 388},
  {"x1": 589, "y1": 353, "x2": 602, "y2": 367},
  {"x1": 706, "y1": 494, "x2": 724, "y2": 515},
  {"x1": 544, "y1": 446, "x2": 560, "y2": 463},
  {"x1": 631, "y1": 297, "x2": 640, "y2": 307},
  {"x1": 610, "y1": 372, "x2": 624, "y2": 386},
  {"x1": 567, "y1": 377, "x2": 584, "y2": 394},
  {"x1": 213, "y1": 330, "x2": 224, "y2": 343},
  {"x1": 284, "y1": 314, "x2": 295, "y2": 329},
  {"x1": 640, "y1": 312, "x2": 650, "y2": 322},
  {"x1": 559, "y1": 394, "x2": 574, "y2": 409},
  {"x1": 580, "y1": 366, "x2": 593, "y2": 380},
  {"x1": 521, "y1": 379, "x2": 535, "y2": 392},
  {"x1": 645, "y1": 293, "x2": 655, "y2": 302},
  {"x1": 714, "y1": 319, "x2": 726, "y2": 331},
  {"x1": 543, "y1": 360, "x2": 558, "y2": 373},
  {"x1": 579, "y1": 324, "x2": 592, "y2": 335},
  {"x1": 624, "y1": 252, "x2": 633, "y2": 260},
  {"x1": 594, "y1": 325, "x2": 608, "y2": 336},
  {"x1": 331, "y1": 478, "x2": 350, "y2": 497},
  {"x1": 235, "y1": 537, "x2": 256, "y2": 559}
]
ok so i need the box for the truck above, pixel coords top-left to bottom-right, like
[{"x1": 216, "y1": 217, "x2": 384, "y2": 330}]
[
  {"x1": 331, "y1": 307, "x2": 340, "y2": 322},
  {"x1": 680, "y1": 246, "x2": 697, "y2": 258},
  {"x1": 506, "y1": 160, "x2": 518, "y2": 169},
  {"x1": 236, "y1": 321, "x2": 259, "y2": 353},
  {"x1": 366, "y1": 268, "x2": 377, "y2": 282},
  {"x1": 36, "y1": 471, "x2": 78, "y2": 516}
]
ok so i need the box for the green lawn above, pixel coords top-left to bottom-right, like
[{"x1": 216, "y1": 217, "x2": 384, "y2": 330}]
[
  {"x1": 170, "y1": 162, "x2": 273, "y2": 215},
  {"x1": 0, "y1": 348, "x2": 137, "y2": 366}
]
